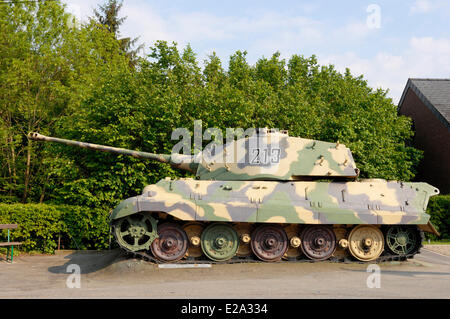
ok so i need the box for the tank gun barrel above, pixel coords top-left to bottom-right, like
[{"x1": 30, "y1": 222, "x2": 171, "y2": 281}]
[{"x1": 28, "y1": 132, "x2": 197, "y2": 172}]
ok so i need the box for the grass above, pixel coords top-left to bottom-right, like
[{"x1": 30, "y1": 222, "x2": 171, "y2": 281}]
[{"x1": 423, "y1": 239, "x2": 450, "y2": 245}]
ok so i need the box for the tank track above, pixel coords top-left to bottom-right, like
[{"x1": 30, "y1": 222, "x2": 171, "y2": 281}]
[{"x1": 113, "y1": 224, "x2": 424, "y2": 265}]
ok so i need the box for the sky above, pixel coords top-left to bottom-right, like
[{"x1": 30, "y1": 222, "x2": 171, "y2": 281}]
[{"x1": 63, "y1": 0, "x2": 450, "y2": 104}]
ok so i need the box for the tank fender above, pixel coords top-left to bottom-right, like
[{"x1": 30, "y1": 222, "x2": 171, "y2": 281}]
[
  {"x1": 110, "y1": 195, "x2": 197, "y2": 222},
  {"x1": 418, "y1": 221, "x2": 440, "y2": 236},
  {"x1": 110, "y1": 197, "x2": 139, "y2": 221}
]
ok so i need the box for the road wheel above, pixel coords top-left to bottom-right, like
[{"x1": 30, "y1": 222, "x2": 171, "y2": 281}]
[
  {"x1": 348, "y1": 225, "x2": 384, "y2": 261},
  {"x1": 201, "y1": 223, "x2": 239, "y2": 262},
  {"x1": 251, "y1": 225, "x2": 288, "y2": 262},
  {"x1": 301, "y1": 225, "x2": 336, "y2": 261},
  {"x1": 151, "y1": 223, "x2": 188, "y2": 262}
]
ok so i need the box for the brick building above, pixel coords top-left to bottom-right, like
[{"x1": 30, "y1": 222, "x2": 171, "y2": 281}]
[{"x1": 398, "y1": 78, "x2": 450, "y2": 194}]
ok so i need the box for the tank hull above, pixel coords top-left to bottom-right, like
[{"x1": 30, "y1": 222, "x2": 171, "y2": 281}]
[
  {"x1": 110, "y1": 179, "x2": 439, "y2": 263},
  {"x1": 111, "y1": 179, "x2": 438, "y2": 226}
]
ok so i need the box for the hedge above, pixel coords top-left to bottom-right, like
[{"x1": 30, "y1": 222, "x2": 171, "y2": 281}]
[
  {"x1": 0, "y1": 203, "x2": 110, "y2": 253},
  {"x1": 426, "y1": 194, "x2": 450, "y2": 240}
]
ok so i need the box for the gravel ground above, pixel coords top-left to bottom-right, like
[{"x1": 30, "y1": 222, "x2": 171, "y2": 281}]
[{"x1": 423, "y1": 244, "x2": 450, "y2": 257}]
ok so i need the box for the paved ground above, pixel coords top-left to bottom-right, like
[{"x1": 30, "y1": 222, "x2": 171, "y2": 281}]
[
  {"x1": 422, "y1": 245, "x2": 450, "y2": 257},
  {"x1": 1, "y1": 246, "x2": 449, "y2": 299}
]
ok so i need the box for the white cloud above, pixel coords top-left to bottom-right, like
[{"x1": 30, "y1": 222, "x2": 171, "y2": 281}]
[
  {"x1": 332, "y1": 21, "x2": 375, "y2": 42},
  {"x1": 60, "y1": 1, "x2": 369, "y2": 61},
  {"x1": 410, "y1": 0, "x2": 450, "y2": 14},
  {"x1": 64, "y1": 0, "x2": 323, "y2": 57},
  {"x1": 60, "y1": 1, "x2": 449, "y2": 104},
  {"x1": 62, "y1": 0, "x2": 97, "y2": 22},
  {"x1": 122, "y1": 5, "x2": 323, "y2": 56},
  {"x1": 410, "y1": 0, "x2": 433, "y2": 13},
  {"x1": 320, "y1": 37, "x2": 450, "y2": 103}
]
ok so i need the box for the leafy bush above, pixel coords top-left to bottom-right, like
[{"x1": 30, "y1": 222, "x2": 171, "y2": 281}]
[
  {"x1": 426, "y1": 195, "x2": 450, "y2": 240},
  {"x1": 0, "y1": 203, "x2": 110, "y2": 253}
]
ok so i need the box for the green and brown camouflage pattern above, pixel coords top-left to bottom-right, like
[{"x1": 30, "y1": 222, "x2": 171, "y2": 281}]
[
  {"x1": 111, "y1": 178, "x2": 439, "y2": 231},
  {"x1": 28, "y1": 131, "x2": 440, "y2": 235},
  {"x1": 29, "y1": 130, "x2": 359, "y2": 180},
  {"x1": 28, "y1": 132, "x2": 197, "y2": 172},
  {"x1": 196, "y1": 129, "x2": 359, "y2": 180}
]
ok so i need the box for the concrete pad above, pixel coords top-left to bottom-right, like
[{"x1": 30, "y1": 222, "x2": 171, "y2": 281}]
[{"x1": 0, "y1": 249, "x2": 449, "y2": 298}]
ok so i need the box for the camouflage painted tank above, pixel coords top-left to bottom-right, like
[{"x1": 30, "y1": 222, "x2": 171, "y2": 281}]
[{"x1": 29, "y1": 130, "x2": 440, "y2": 263}]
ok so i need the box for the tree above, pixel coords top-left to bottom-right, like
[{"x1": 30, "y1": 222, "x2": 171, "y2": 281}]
[
  {"x1": 48, "y1": 41, "x2": 421, "y2": 210},
  {"x1": 92, "y1": 0, "x2": 144, "y2": 67},
  {"x1": 0, "y1": 0, "x2": 130, "y2": 203},
  {"x1": 1, "y1": 4, "x2": 421, "y2": 209},
  {"x1": 0, "y1": 1, "x2": 73, "y2": 202},
  {"x1": 93, "y1": 0, "x2": 125, "y2": 36}
]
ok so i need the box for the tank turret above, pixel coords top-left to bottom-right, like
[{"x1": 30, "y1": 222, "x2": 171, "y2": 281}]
[
  {"x1": 196, "y1": 128, "x2": 359, "y2": 180},
  {"x1": 28, "y1": 130, "x2": 359, "y2": 180}
]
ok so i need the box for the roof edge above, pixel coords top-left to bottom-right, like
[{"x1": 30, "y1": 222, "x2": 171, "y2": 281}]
[
  {"x1": 397, "y1": 79, "x2": 412, "y2": 112},
  {"x1": 397, "y1": 79, "x2": 450, "y2": 130}
]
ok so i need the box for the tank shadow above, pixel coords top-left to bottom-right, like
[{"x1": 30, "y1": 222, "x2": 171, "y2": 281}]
[{"x1": 47, "y1": 249, "x2": 128, "y2": 275}]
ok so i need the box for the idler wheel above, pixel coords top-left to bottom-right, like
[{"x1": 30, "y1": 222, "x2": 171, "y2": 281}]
[
  {"x1": 300, "y1": 225, "x2": 336, "y2": 261},
  {"x1": 251, "y1": 225, "x2": 288, "y2": 262},
  {"x1": 114, "y1": 213, "x2": 158, "y2": 252},
  {"x1": 386, "y1": 226, "x2": 420, "y2": 256},
  {"x1": 201, "y1": 223, "x2": 239, "y2": 262},
  {"x1": 151, "y1": 223, "x2": 188, "y2": 262},
  {"x1": 348, "y1": 225, "x2": 384, "y2": 261}
]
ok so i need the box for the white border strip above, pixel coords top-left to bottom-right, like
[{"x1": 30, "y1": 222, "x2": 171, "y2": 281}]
[{"x1": 158, "y1": 264, "x2": 212, "y2": 269}]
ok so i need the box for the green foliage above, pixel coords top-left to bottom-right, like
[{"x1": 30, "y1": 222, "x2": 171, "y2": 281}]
[
  {"x1": 93, "y1": 0, "x2": 126, "y2": 35},
  {"x1": 1, "y1": 37, "x2": 423, "y2": 209},
  {"x1": 41, "y1": 40, "x2": 423, "y2": 210},
  {"x1": 92, "y1": 0, "x2": 144, "y2": 67},
  {"x1": 426, "y1": 195, "x2": 450, "y2": 240},
  {"x1": 0, "y1": 0, "x2": 131, "y2": 203},
  {"x1": 0, "y1": 203, "x2": 110, "y2": 253}
]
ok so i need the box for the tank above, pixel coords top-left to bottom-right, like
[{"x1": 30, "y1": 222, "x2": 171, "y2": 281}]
[{"x1": 28, "y1": 130, "x2": 440, "y2": 263}]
